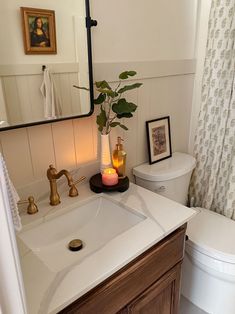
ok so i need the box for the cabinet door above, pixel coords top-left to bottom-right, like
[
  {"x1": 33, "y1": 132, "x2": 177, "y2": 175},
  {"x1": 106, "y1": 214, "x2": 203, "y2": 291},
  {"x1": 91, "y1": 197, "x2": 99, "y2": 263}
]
[{"x1": 124, "y1": 264, "x2": 181, "y2": 314}]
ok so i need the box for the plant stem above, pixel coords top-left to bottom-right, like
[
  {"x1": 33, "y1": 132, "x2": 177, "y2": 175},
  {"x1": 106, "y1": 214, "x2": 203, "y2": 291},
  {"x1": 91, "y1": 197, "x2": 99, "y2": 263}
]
[
  {"x1": 109, "y1": 114, "x2": 117, "y2": 124},
  {"x1": 115, "y1": 80, "x2": 121, "y2": 93},
  {"x1": 105, "y1": 96, "x2": 112, "y2": 134}
]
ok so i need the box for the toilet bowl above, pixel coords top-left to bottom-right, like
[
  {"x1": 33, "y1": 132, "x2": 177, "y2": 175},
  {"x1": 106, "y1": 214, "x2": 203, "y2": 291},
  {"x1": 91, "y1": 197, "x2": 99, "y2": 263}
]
[
  {"x1": 133, "y1": 152, "x2": 235, "y2": 314},
  {"x1": 182, "y1": 207, "x2": 235, "y2": 314}
]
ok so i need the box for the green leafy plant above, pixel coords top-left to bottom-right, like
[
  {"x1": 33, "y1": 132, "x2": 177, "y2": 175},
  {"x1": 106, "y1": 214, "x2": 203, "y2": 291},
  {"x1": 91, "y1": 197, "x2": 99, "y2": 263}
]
[{"x1": 94, "y1": 71, "x2": 143, "y2": 134}]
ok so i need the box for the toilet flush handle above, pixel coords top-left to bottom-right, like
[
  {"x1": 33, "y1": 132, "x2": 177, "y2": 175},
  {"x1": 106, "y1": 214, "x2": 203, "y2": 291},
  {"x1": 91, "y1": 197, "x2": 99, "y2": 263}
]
[{"x1": 154, "y1": 186, "x2": 166, "y2": 193}]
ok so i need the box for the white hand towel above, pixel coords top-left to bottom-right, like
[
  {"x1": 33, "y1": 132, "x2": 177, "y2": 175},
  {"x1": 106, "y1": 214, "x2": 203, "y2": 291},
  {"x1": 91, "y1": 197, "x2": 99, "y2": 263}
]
[
  {"x1": 0, "y1": 154, "x2": 21, "y2": 231},
  {"x1": 40, "y1": 68, "x2": 62, "y2": 120}
]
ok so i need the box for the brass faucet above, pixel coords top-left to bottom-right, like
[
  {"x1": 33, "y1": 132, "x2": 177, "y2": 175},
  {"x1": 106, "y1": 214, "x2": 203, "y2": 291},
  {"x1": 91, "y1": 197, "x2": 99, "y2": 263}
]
[{"x1": 47, "y1": 165, "x2": 86, "y2": 206}]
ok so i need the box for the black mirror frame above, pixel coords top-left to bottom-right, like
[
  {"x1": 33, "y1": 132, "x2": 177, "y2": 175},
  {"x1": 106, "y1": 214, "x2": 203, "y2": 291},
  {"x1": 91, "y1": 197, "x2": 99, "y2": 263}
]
[{"x1": 0, "y1": 0, "x2": 97, "y2": 132}]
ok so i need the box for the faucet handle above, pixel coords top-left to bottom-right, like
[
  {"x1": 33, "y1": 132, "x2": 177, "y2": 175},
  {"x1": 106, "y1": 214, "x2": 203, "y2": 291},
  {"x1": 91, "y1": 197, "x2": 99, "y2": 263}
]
[
  {"x1": 18, "y1": 196, "x2": 38, "y2": 215},
  {"x1": 74, "y1": 176, "x2": 86, "y2": 186},
  {"x1": 69, "y1": 176, "x2": 86, "y2": 197}
]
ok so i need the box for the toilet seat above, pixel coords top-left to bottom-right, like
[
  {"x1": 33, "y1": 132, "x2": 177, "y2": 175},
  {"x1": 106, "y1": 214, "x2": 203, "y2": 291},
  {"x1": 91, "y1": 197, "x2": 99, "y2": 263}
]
[{"x1": 186, "y1": 207, "x2": 235, "y2": 278}]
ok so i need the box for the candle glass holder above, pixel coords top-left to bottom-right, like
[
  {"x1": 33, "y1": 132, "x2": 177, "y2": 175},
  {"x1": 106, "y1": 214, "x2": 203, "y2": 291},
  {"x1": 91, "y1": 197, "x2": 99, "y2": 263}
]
[{"x1": 102, "y1": 168, "x2": 118, "y2": 186}]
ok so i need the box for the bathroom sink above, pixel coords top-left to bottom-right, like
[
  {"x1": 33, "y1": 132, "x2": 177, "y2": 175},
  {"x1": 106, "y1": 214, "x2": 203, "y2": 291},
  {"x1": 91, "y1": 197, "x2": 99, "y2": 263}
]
[{"x1": 18, "y1": 196, "x2": 146, "y2": 272}]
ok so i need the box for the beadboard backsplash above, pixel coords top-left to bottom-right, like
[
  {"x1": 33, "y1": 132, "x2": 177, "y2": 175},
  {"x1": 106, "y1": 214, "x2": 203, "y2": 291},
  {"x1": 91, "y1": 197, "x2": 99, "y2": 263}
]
[{"x1": 0, "y1": 60, "x2": 195, "y2": 189}]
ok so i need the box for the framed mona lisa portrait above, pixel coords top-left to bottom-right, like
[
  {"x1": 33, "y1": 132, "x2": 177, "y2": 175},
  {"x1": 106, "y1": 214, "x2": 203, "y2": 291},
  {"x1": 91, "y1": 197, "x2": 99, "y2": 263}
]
[{"x1": 21, "y1": 7, "x2": 57, "y2": 54}]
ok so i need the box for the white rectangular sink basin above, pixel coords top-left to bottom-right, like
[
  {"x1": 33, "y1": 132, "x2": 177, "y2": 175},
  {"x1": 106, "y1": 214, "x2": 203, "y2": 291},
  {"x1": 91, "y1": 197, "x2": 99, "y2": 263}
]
[{"x1": 18, "y1": 196, "x2": 146, "y2": 272}]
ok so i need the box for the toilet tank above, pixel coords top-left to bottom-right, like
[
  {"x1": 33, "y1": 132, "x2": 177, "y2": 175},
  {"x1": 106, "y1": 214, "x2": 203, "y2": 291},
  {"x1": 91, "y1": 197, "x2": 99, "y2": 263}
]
[{"x1": 133, "y1": 152, "x2": 196, "y2": 205}]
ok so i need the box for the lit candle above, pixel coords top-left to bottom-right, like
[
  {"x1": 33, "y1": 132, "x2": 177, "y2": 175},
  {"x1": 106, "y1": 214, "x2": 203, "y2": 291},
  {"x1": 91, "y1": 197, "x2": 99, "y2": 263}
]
[{"x1": 102, "y1": 168, "x2": 118, "y2": 186}]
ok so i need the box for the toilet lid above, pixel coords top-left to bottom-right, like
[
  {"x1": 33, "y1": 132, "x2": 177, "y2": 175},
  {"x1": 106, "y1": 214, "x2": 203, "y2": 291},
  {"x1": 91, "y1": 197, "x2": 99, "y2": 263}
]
[
  {"x1": 187, "y1": 208, "x2": 235, "y2": 264},
  {"x1": 133, "y1": 152, "x2": 196, "y2": 181}
]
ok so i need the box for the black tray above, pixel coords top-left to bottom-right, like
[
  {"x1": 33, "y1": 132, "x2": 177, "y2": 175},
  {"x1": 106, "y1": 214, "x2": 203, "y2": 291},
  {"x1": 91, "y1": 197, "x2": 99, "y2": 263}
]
[{"x1": 89, "y1": 173, "x2": 129, "y2": 193}]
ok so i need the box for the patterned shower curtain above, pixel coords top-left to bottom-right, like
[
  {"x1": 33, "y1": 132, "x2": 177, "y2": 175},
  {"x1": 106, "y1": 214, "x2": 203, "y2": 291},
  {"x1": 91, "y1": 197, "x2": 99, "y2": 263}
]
[{"x1": 189, "y1": 0, "x2": 235, "y2": 219}]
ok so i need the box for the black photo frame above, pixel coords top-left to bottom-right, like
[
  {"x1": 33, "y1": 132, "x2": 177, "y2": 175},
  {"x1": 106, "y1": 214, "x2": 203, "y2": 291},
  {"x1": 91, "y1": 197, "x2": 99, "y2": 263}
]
[{"x1": 146, "y1": 116, "x2": 172, "y2": 164}]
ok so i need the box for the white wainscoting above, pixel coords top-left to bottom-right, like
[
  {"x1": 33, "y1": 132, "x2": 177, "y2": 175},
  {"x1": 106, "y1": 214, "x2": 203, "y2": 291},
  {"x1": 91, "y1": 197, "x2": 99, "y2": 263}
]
[
  {"x1": 0, "y1": 60, "x2": 195, "y2": 190},
  {"x1": 0, "y1": 63, "x2": 83, "y2": 125}
]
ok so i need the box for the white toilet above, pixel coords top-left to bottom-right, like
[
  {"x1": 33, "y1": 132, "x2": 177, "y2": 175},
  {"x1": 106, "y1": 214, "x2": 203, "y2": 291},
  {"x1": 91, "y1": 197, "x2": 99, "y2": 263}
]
[{"x1": 133, "y1": 152, "x2": 235, "y2": 314}]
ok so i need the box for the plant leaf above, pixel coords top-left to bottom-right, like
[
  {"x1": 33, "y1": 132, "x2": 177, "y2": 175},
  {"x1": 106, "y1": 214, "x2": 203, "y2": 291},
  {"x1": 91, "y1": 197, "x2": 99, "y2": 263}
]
[
  {"x1": 96, "y1": 106, "x2": 107, "y2": 132},
  {"x1": 73, "y1": 85, "x2": 90, "y2": 91},
  {"x1": 97, "y1": 89, "x2": 118, "y2": 98},
  {"x1": 110, "y1": 122, "x2": 120, "y2": 127},
  {"x1": 119, "y1": 71, "x2": 137, "y2": 80},
  {"x1": 118, "y1": 83, "x2": 142, "y2": 94},
  {"x1": 117, "y1": 112, "x2": 133, "y2": 119},
  {"x1": 119, "y1": 124, "x2": 128, "y2": 130},
  {"x1": 95, "y1": 80, "x2": 111, "y2": 90},
  {"x1": 94, "y1": 93, "x2": 106, "y2": 104},
  {"x1": 112, "y1": 98, "x2": 137, "y2": 115}
]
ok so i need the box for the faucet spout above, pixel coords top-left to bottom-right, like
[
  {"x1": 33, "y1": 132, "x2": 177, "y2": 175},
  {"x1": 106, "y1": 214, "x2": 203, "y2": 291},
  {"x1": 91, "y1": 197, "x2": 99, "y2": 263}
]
[
  {"x1": 47, "y1": 165, "x2": 78, "y2": 206},
  {"x1": 49, "y1": 168, "x2": 74, "y2": 186}
]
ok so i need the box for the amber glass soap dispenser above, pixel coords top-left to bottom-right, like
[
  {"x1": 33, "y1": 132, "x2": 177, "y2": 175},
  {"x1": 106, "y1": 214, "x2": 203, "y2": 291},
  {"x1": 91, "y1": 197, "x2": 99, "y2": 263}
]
[{"x1": 112, "y1": 137, "x2": 127, "y2": 178}]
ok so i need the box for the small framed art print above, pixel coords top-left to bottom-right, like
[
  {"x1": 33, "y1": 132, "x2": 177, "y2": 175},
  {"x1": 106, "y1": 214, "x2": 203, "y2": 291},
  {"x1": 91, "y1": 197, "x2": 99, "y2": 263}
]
[
  {"x1": 146, "y1": 116, "x2": 172, "y2": 164},
  {"x1": 21, "y1": 7, "x2": 57, "y2": 54}
]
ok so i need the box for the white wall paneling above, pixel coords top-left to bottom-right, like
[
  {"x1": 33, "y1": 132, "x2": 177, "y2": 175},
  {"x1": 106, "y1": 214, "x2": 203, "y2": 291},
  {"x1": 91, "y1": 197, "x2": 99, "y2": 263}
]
[
  {"x1": 0, "y1": 128, "x2": 34, "y2": 187},
  {"x1": 0, "y1": 68, "x2": 82, "y2": 125},
  {"x1": 93, "y1": 59, "x2": 196, "y2": 83},
  {"x1": 27, "y1": 124, "x2": 55, "y2": 179},
  {"x1": 51, "y1": 120, "x2": 77, "y2": 170},
  {"x1": 0, "y1": 59, "x2": 195, "y2": 189},
  {"x1": 2, "y1": 77, "x2": 22, "y2": 124},
  {"x1": 0, "y1": 0, "x2": 199, "y2": 189},
  {"x1": 73, "y1": 115, "x2": 98, "y2": 165},
  {"x1": 0, "y1": 59, "x2": 196, "y2": 126}
]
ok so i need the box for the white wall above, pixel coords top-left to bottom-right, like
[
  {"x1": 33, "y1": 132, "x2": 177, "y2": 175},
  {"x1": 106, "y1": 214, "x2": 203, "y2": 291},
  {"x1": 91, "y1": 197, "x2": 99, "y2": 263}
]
[
  {"x1": 91, "y1": 0, "x2": 198, "y2": 62},
  {"x1": 0, "y1": 0, "x2": 198, "y2": 190}
]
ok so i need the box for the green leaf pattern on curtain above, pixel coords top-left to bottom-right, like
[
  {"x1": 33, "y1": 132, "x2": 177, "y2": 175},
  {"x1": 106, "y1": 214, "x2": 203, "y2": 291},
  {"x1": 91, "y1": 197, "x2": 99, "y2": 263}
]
[{"x1": 189, "y1": 0, "x2": 235, "y2": 219}]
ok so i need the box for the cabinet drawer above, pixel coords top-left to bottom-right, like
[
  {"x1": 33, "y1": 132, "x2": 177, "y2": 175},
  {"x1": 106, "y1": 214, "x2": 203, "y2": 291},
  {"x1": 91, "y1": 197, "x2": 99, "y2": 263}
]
[{"x1": 60, "y1": 225, "x2": 186, "y2": 314}]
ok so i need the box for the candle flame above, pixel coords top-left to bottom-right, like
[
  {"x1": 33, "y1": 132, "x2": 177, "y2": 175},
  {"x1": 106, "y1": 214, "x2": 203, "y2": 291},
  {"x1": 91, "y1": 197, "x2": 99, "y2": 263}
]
[{"x1": 103, "y1": 168, "x2": 116, "y2": 175}]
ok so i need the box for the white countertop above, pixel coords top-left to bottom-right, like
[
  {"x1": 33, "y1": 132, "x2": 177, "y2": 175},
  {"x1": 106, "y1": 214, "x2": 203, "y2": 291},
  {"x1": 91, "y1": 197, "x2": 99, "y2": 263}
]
[{"x1": 17, "y1": 183, "x2": 197, "y2": 314}]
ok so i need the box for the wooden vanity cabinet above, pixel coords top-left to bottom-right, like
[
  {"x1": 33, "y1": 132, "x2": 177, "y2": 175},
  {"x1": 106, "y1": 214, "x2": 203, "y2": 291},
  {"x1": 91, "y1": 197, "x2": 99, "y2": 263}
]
[{"x1": 59, "y1": 224, "x2": 186, "y2": 314}]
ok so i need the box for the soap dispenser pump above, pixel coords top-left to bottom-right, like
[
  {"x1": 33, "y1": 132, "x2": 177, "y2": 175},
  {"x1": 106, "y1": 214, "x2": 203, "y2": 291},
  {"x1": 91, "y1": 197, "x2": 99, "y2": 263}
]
[{"x1": 112, "y1": 137, "x2": 127, "y2": 178}]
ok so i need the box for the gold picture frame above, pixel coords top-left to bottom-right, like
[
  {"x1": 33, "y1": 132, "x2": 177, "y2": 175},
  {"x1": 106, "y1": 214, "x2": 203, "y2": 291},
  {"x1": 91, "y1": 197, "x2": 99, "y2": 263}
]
[{"x1": 21, "y1": 7, "x2": 57, "y2": 55}]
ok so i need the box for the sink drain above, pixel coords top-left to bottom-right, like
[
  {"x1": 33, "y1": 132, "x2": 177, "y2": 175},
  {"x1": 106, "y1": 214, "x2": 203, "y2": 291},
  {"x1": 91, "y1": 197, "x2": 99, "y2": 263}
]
[{"x1": 68, "y1": 239, "x2": 83, "y2": 252}]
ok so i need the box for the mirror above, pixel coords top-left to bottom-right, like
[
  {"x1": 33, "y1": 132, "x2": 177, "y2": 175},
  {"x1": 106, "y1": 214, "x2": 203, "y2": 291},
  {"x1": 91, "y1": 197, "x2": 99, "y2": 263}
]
[{"x1": 0, "y1": 0, "x2": 95, "y2": 131}]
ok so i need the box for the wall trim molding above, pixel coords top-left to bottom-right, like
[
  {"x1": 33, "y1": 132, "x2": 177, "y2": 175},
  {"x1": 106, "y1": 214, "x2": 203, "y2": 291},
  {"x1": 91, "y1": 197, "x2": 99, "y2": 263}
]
[
  {"x1": 93, "y1": 59, "x2": 196, "y2": 82},
  {"x1": 0, "y1": 63, "x2": 79, "y2": 76},
  {"x1": 0, "y1": 59, "x2": 196, "y2": 79}
]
